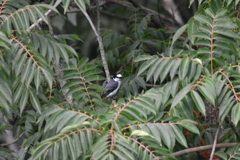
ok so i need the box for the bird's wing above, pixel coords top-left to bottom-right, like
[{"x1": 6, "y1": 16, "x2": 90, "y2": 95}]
[{"x1": 104, "y1": 79, "x2": 118, "y2": 92}]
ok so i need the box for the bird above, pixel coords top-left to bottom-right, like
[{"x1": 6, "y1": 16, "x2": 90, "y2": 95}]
[{"x1": 101, "y1": 73, "x2": 122, "y2": 99}]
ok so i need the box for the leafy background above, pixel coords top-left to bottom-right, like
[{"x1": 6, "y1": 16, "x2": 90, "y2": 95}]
[{"x1": 0, "y1": 0, "x2": 240, "y2": 159}]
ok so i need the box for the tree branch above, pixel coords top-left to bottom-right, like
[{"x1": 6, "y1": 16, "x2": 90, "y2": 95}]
[
  {"x1": 28, "y1": 1, "x2": 61, "y2": 31},
  {"x1": 172, "y1": 143, "x2": 237, "y2": 157},
  {"x1": 100, "y1": 10, "x2": 128, "y2": 21},
  {"x1": 75, "y1": 0, "x2": 110, "y2": 81},
  {"x1": 210, "y1": 126, "x2": 220, "y2": 160},
  {"x1": 0, "y1": 132, "x2": 24, "y2": 147},
  {"x1": 46, "y1": 10, "x2": 73, "y2": 104},
  {"x1": 106, "y1": 0, "x2": 176, "y2": 27}
]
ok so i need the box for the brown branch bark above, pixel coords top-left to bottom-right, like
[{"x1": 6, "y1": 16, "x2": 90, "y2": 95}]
[{"x1": 172, "y1": 143, "x2": 238, "y2": 157}]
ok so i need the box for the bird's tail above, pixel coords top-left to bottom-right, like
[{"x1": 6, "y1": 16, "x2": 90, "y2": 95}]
[{"x1": 101, "y1": 93, "x2": 107, "y2": 99}]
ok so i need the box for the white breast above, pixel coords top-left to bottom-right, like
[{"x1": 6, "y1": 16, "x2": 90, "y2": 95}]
[{"x1": 106, "y1": 81, "x2": 121, "y2": 97}]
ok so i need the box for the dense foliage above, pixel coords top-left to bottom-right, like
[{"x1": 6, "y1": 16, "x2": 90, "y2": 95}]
[{"x1": 0, "y1": 0, "x2": 240, "y2": 159}]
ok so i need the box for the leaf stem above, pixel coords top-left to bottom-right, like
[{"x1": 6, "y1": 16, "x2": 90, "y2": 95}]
[{"x1": 210, "y1": 18, "x2": 215, "y2": 74}]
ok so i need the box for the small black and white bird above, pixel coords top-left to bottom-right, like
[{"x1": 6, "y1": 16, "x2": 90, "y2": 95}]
[{"x1": 101, "y1": 74, "x2": 122, "y2": 99}]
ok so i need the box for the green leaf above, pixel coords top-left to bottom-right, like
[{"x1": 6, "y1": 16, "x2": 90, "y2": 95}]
[
  {"x1": 32, "y1": 143, "x2": 51, "y2": 160},
  {"x1": 171, "y1": 24, "x2": 188, "y2": 47},
  {"x1": 191, "y1": 91, "x2": 206, "y2": 116},
  {"x1": 123, "y1": 107, "x2": 145, "y2": 122},
  {"x1": 204, "y1": 8, "x2": 215, "y2": 18},
  {"x1": 213, "y1": 42, "x2": 230, "y2": 51},
  {"x1": 130, "y1": 130, "x2": 154, "y2": 138},
  {"x1": 194, "y1": 15, "x2": 212, "y2": 26},
  {"x1": 146, "y1": 59, "x2": 161, "y2": 81},
  {"x1": 170, "y1": 59, "x2": 181, "y2": 79},
  {"x1": 36, "y1": 4, "x2": 59, "y2": 13},
  {"x1": 214, "y1": 21, "x2": 237, "y2": 29},
  {"x1": 21, "y1": 58, "x2": 32, "y2": 83},
  {"x1": 62, "y1": 0, "x2": 71, "y2": 14},
  {"x1": 215, "y1": 9, "x2": 227, "y2": 17},
  {"x1": 171, "y1": 84, "x2": 192, "y2": 108},
  {"x1": 26, "y1": 63, "x2": 36, "y2": 87},
  {"x1": 57, "y1": 44, "x2": 69, "y2": 64},
  {"x1": 34, "y1": 67, "x2": 40, "y2": 92},
  {"x1": 133, "y1": 98, "x2": 156, "y2": 115},
  {"x1": 192, "y1": 32, "x2": 210, "y2": 40},
  {"x1": 195, "y1": 39, "x2": 210, "y2": 46},
  {"x1": 178, "y1": 119, "x2": 200, "y2": 135},
  {"x1": 145, "y1": 124, "x2": 161, "y2": 144},
  {"x1": 214, "y1": 28, "x2": 239, "y2": 39},
  {"x1": 41, "y1": 68, "x2": 53, "y2": 89},
  {"x1": 67, "y1": 136, "x2": 76, "y2": 159},
  {"x1": 85, "y1": 75, "x2": 105, "y2": 82},
  {"x1": 29, "y1": 91, "x2": 42, "y2": 114},
  {"x1": 170, "y1": 124, "x2": 188, "y2": 148},
  {"x1": 60, "y1": 139, "x2": 67, "y2": 160},
  {"x1": 153, "y1": 59, "x2": 170, "y2": 83},
  {"x1": 0, "y1": 83, "x2": 12, "y2": 105},
  {"x1": 215, "y1": 151, "x2": 227, "y2": 160},
  {"x1": 13, "y1": 84, "x2": 24, "y2": 104},
  {"x1": 134, "y1": 55, "x2": 153, "y2": 62},
  {"x1": 20, "y1": 88, "x2": 29, "y2": 115},
  {"x1": 155, "y1": 124, "x2": 172, "y2": 149},
  {"x1": 198, "y1": 85, "x2": 215, "y2": 106},
  {"x1": 112, "y1": 150, "x2": 131, "y2": 160},
  {"x1": 88, "y1": 84, "x2": 104, "y2": 91},
  {"x1": 179, "y1": 57, "x2": 190, "y2": 80},
  {"x1": 231, "y1": 103, "x2": 240, "y2": 125},
  {"x1": 188, "y1": 0, "x2": 194, "y2": 8},
  {"x1": 75, "y1": 0, "x2": 87, "y2": 12},
  {"x1": 53, "y1": 143, "x2": 59, "y2": 160},
  {"x1": 160, "y1": 60, "x2": 175, "y2": 82},
  {"x1": 0, "y1": 94, "x2": 10, "y2": 116},
  {"x1": 137, "y1": 58, "x2": 156, "y2": 76},
  {"x1": 187, "y1": 20, "x2": 197, "y2": 43},
  {"x1": 34, "y1": 7, "x2": 48, "y2": 24}
]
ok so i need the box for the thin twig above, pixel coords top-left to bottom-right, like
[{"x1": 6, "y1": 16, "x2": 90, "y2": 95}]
[
  {"x1": 75, "y1": 0, "x2": 110, "y2": 81},
  {"x1": 96, "y1": 0, "x2": 101, "y2": 35},
  {"x1": 210, "y1": 126, "x2": 220, "y2": 160},
  {"x1": 0, "y1": 132, "x2": 24, "y2": 147},
  {"x1": 28, "y1": 1, "x2": 61, "y2": 31},
  {"x1": 47, "y1": 13, "x2": 54, "y2": 36},
  {"x1": 66, "y1": 9, "x2": 128, "y2": 21},
  {"x1": 107, "y1": 0, "x2": 174, "y2": 27},
  {"x1": 28, "y1": 10, "x2": 50, "y2": 31},
  {"x1": 172, "y1": 143, "x2": 237, "y2": 157},
  {"x1": 100, "y1": 10, "x2": 128, "y2": 21}
]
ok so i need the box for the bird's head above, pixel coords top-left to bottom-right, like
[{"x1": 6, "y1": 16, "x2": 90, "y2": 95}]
[{"x1": 113, "y1": 73, "x2": 122, "y2": 81}]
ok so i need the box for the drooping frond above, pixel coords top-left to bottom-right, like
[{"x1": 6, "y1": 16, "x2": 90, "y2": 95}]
[
  {"x1": 30, "y1": 32, "x2": 79, "y2": 65},
  {"x1": 61, "y1": 57, "x2": 105, "y2": 107},
  {"x1": 135, "y1": 55, "x2": 202, "y2": 84},
  {"x1": 0, "y1": 2, "x2": 58, "y2": 35},
  {"x1": 32, "y1": 124, "x2": 101, "y2": 160}
]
